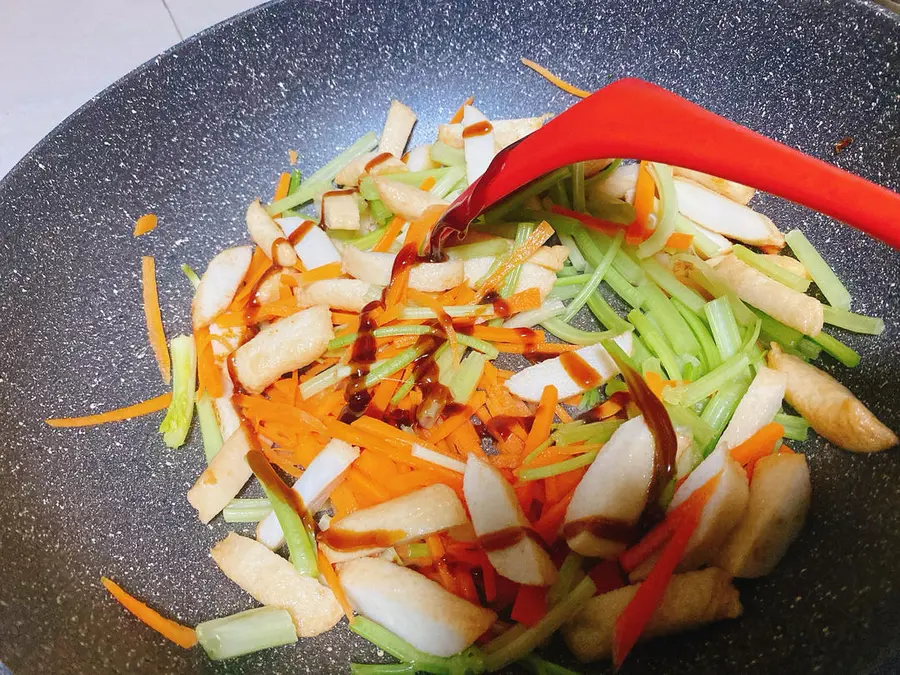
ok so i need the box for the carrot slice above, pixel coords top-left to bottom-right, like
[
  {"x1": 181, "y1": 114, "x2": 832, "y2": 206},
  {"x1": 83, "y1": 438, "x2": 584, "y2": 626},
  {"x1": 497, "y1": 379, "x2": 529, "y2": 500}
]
[
  {"x1": 418, "y1": 176, "x2": 437, "y2": 192},
  {"x1": 426, "y1": 391, "x2": 487, "y2": 442},
  {"x1": 475, "y1": 222, "x2": 554, "y2": 301},
  {"x1": 533, "y1": 487, "x2": 577, "y2": 544},
  {"x1": 511, "y1": 584, "x2": 549, "y2": 627},
  {"x1": 626, "y1": 161, "x2": 656, "y2": 245},
  {"x1": 520, "y1": 58, "x2": 591, "y2": 98},
  {"x1": 555, "y1": 404, "x2": 573, "y2": 423},
  {"x1": 46, "y1": 393, "x2": 172, "y2": 428},
  {"x1": 229, "y1": 248, "x2": 272, "y2": 311},
  {"x1": 296, "y1": 261, "x2": 342, "y2": 285},
  {"x1": 141, "y1": 256, "x2": 171, "y2": 383},
  {"x1": 404, "y1": 204, "x2": 447, "y2": 252},
  {"x1": 100, "y1": 577, "x2": 197, "y2": 648},
  {"x1": 133, "y1": 214, "x2": 158, "y2": 236},
  {"x1": 317, "y1": 550, "x2": 355, "y2": 623},
  {"x1": 273, "y1": 172, "x2": 291, "y2": 203},
  {"x1": 500, "y1": 287, "x2": 542, "y2": 314},
  {"x1": 372, "y1": 215, "x2": 406, "y2": 253},
  {"x1": 467, "y1": 326, "x2": 546, "y2": 344},
  {"x1": 494, "y1": 342, "x2": 579, "y2": 355},
  {"x1": 524, "y1": 385, "x2": 557, "y2": 455},
  {"x1": 730, "y1": 422, "x2": 784, "y2": 477},
  {"x1": 449, "y1": 96, "x2": 475, "y2": 124},
  {"x1": 665, "y1": 232, "x2": 694, "y2": 251}
]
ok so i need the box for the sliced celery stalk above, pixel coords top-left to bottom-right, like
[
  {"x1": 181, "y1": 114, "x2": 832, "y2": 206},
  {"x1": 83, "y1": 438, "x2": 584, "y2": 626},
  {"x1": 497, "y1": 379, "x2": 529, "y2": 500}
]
[
  {"x1": 586, "y1": 230, "x2": 644, "y2": 284},
  {"x1": 549, "y1": 181, "x2": 571, "y2": 210},
  {"x1": 641, "y1": 258, "x2": 706, "y2": 315},
  {"x1": 774, "y1": 412, "x2": 809, "y2": 441},
  {"x1": 785, "y1": 229, "x2": 851, "y2": 310},
  {"x1": 268, "y1": 132, "x2": 378, "y2": 214},
  {"x1": 663, "y1": 352, "x2": 751, "y2": 407},
  {"x1": 628, "y1": 308, "x2": 683, "y2": 381},
  {"x1": 181, "y1": 264, "x2": 201, "y2": 289},
  {"x1": 586, "y1": 291, "x2": 632, "y2": 334},
  {"x1": 517, "y1": 448, "x2": 600, "y2": 481},
  {"x1": 699, "y1": 376, "x2": 752, "y2": 456},
  {"x1": 674, "y1": 298, "x2": 720, "y2": 372},
  {"x1": 636, "y1": 163, "x2": 677, "y2": 258},
  {"x1": 500, "y1": 222, "x2": 536, "y2": 298},
  {"x1": 351, "y1": 664, "x2": 416, "y2": 674},
  {"x1": 552, "y1": 419, "x2": 622, "y2": 446},
  {"x1": 571, "y1": 162, "x2": 586, "y2": 212},
  {"x1": 704, "y1": 297, "x2": 742, "y2": 361},
  {"x1": 368, "y1": 201, "x2": 394, "y2": 227},
  {"x1": 810, "y1": 331, "x2": 860, "y2": 367},
  {"x1": 546, "y1": 553, "x2": 585, "y2": 607},
  {"x1": 431, "y1": 165, "x2": 466, "y2": 199},
  {"x1": 159, "y1": 335, "x2": 197, "y2": 449},
  {"x1": 558, "y1": 232, "x2": 587, "y2": 271},
  {"x1": 562, "y1": 230, "x2": 623, "y2": 321},
  {"x1": 482, "y1": 167, "x2": 571, "y2": 223},
  {"x1": 196, "y1": 393, "x2": 223, "y2": 463},
  {"x1": 445, "y1": 238, "x2": 511, "y2": 260},
  {"x1": 640, "y1": 280, "x2": 701, "y2": 357},
  {"x1": 541, "y1": 318, "x2": 616, "y2": 345},
  {"x1": 585, "y1": 192, "x2": 636, "y2": 225},
  {"x1": 222, "y1": 498, "x2": 272, "y2": 523},
  {"x1": 196, "y1": 607, "x2": 296, "y2": 661},
  {"x1": 430, "y1": 140, "x2": 466, "y2": 167},
  {"x1": 673, "y1": 214, "x2": 724, "y2": 258},
  {"x1": 449, "y1": 352, "x2": 488, "y2": 404},
  {"x1": 822, "y1": 305, "x2": 885, "y2": 335}
]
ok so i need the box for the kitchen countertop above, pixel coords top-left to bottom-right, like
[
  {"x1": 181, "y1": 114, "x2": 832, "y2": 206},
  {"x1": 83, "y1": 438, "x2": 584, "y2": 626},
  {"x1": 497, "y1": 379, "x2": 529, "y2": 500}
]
[{"x1": 0, "y1": 0, "x2": 265, "y2": 180}]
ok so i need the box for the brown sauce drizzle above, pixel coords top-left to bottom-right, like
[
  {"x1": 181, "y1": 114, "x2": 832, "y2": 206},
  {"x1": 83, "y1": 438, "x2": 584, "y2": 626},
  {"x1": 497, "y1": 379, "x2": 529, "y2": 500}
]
[
  {"x1": 246, "y1": 448, "x2": 317, "y2": 533},
  {"x1": 477, "y1": 525, "x2": 542, "y2": 552},
  {"x1": 410, "y1": 334, "x2": 452, "y2": 426},
  {"x1": 318, "y1": 527, "x2": 406, "y2": 551},
  {"x1": 559, "y1": 352, "x2": 602, "y2": 389},
  {"x1": 287, "y1": 220, "x2": 316, "y2": 246},
  {"x1": 462, "y1": 120, "x2": 494, "y2": 139},
  {"x1": 364, "y1": 152, "x2": 394, "y2": 173},
  {"x1": 391, "y1": 242, "x2": 427, "y2": 281},
  {"x1": 339, "y1": 299, "x2": 383, "y2": 423},
  {"x1": 562, "y1": 516, "x2": 639, "y2": 545},
  {"x1": 480, "y1": 291, "x2": 511, "y2": 318},
  {"x1": 486, "y1": 415, "x2": 534, "y2": 441},
  {"x1": 269, "y1": 237, "x2": 290, "y2": 261}
]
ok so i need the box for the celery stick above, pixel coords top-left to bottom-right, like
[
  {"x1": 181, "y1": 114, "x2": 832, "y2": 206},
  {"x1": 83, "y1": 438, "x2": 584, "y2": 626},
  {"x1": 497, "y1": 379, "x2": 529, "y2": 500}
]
[
  {"x1": 663, "y1": 352, "x2": 751, "y2": 407},
  {"x1": 300, "y1": 364, "x2": 353, "y2": 399},
  {"x1": 636, "y1": 163, "x2": 677, "y2": 258},
  {"x1": 586, "y1": 291, "x2": 632, "y2": 334},
  {"x1": 329, "y1": 325, "x2": 432, "y2": 350},
  {"x1": 554, "y1": 273, "x2": 592, "y2": 287},
  {"x1": 181, "y1": 264, "x2": 201, "y2": 289},
  {"x1": 196, "y1": 607, "x2": 296, "y2": 661},
  {"x1": 500, "y1": 223, "x2": 536, "y2": 298},
  {"x1": 483, "y1": 577, "x2": 597, "y2": 671},
  {"x1": 431, "y1": 165, "x2": 466, "y2": 199},
  {"x1": 674, "y1": 298, "x2": 720, "y2": 371},
  {"x1": 704, "y1": 297, "x2": 742, "y2": 361},
  {"x1": 785, "y1": 229, "x2": 851, "y2": 310},
  {"x1": 364, "y1": 346, "x2": 428, "y2": 388},
  {"x1": 603, "y1": 268, "x2": 644, "y2": 309},
  {"x1": 268, "y1": 132, "x2": 378, "y2": 214},
  {"x1": 517, "y1": 448, "x2": 599, "y2": 481},
  {"x1": 795, "y1": 337, "x2": 822, "y2": 361},
  {"x1": 288, "y1": 169, "x2": 302, "y2": 195},
  {"x1": 562, "y1": 230, "x2": 623, "y2": 321},
  {"x1": 558, "y1": 232, "x2": 587, "y2": 271},
  {"x1": 483, "y1": 167, "x2": 571, "y2": 223},
  {"x1": 571, "y1": 162, "x2": 586, "y2": 212},
  {"x1": 700, "y1": 376, "x2": 752, "y2": 456},
  {"x1": 360, "y1": 168, "x2": 449, "y2": 194},
  {"x1": 390, "y1": 372, "x2": 417, "y2": 405},
  {"x1": 584, "y1": 158, "x2": 622, "y2": 189},
  {"x1": 774, "y1": 412, "x2": 809, "y2": 441},
  {"x1": 605, "y1": 379, "x2": 628, "y2": 397},
  {"x1": 630, "y1": 333, "x2": 654, "y2": 366},
  {"x1": 628, "y1": 309, "x2": 683, "y2": 380},
  {"x1": 449, "y1": 352, "x2": 487, "y2": 403},
  {"x1": 549, "y1": 181, "x2": 571, "y2": 210},
  {"x1": 810, "y1": 331, "x2": 860, "y2": 367},
  {"x1": 586, "y1": 230, "x2": 645, "y2": 284},
  {"x1": 666, "y1": 403, "x2": 715, "y2": 450},
  {"x1": 368, "y1": 201, "x2": 394, "y2": 227},
  {"x1": 222, "y1": 498, "x2": 272, "y2": 523},
  {"x1": 552, "y1": 419, "x2": 622, "y2": 445},
  {"x1": 350, "y1": 664, "x2": 416, "y2": 675},
  {"x1": 196, "y1": 394, "x2": 223, "y2": 463},
  {"x1": 445, "y1": 239, "x2": 511, "y2": 260},
  {"x1": 732, "y1": 245, "x2": 810, "y2": 293},
  {"x1": 822, "y1": 305, "x2": 885, "y2": 335},
  {"x1": 640, "y1": 280, "x2": 701, "y2": 356},
  {"x1": 159, "y1": 335, "x2": 197, "y2": 449},
  {"x1": 546, "y1": 553, "x2": 584, "y2": 607},
  {"x1": 749, "y1": 306, "x2": 803, "y2": 351},
  {"x1": 641, "y1": 258, "x2": 706, "y2": 315},
  {"x1": 430, "y1": 140, "x2": 466, "y2": 167},
  {"x1": 541, "y1": 318, "x2": 616, "y2": 345},
  {"x1": 585, "y1": 192, "x2": 636, "y2": 225},
  {"x1": 548, "y1": 286, "x2": 581, "y2": 302},
  {"x1": 524, "y1": 209, "x2": 581, "y2": 236},
  {"x1": 503, "y1": 300, "x2": 566, "y2": 329},
  {"x1": 400, "y1": 304, "x2": 496, "y2": 320},
  {"x1": 642, "y1": 356, "x2": 665, "y2": 377}
]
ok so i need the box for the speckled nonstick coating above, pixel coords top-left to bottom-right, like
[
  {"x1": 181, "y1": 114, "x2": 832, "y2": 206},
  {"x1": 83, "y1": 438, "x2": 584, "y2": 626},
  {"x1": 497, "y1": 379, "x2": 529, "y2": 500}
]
[{"x1": 0, "y1": 0, "x2": 898, "y2": 672}]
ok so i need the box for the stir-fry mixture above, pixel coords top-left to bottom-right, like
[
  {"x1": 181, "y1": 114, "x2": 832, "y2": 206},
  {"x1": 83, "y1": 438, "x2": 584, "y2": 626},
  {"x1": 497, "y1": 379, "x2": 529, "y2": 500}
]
[{"x1": 48, "y1": 64, "x2": 898, "y2": 672}]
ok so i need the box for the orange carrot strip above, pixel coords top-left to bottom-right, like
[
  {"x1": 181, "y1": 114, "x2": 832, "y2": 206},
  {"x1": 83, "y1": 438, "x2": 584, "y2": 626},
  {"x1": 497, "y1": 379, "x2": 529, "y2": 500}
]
[
  {"x1": 524, "y1": 385, "x2": 557, "y2": 455},
  {"x1": 296, "y1": 261, "x2": 342, "y2": 285},
  {"x1": 100, "y1": 577, "x2": 197, "y2": 648},
  {"x1": 193, "y1": 327, "x2": 223, "y2": 399},
  {"x1": 626, "y1": 162, "x2": 656, "y2": 245},
  {"x1": 447, "y1": 420, "x2": 487, "y2": 459},
  {"x1": 449, "y1": 96, "x2": 475, "y2": 124},
  {"x1": 330, "y1": 309, "x2": 359, "y2": 326},
  {"x1": 229, "y1": 248, "x2": 273, "y2": 311},
  {"x1": 427, "y1": 534, "x2": 457, "y2": 594},
  {"x1": 665, "y1": 232, "x2": 694, "y2": 251},
  {"x1": 141, "y1": 256, "x2": 171, "y2": 383},
  {"x1": 592, "y1": 398, "x2": 623, "y2": 419},
  {"x1": 330, "y1": 482, "x2": 359, "y2": 519},
  {"x1": 474, "y1": 222, "x2": 554, "y2": 300},
  {"x1": 543, "y1": 468, "x2": 586, "y2": 504},
  {"x1": 555, "y1": 404, "x2": 573, "y2": 423},
  {"x1": 46, "y1": 393, "x2": 172, "y2": 428},
  {"x1": 455, "y1": 567, "x2": 479, "y2": 604},
  {"x1": 511, "y1": 584, "x2": 548, "y2": 627},
  {"x1": 317, "y1": 550, "x2": 354, "y2": 623},
  {"x1": 501, "y1": 287, "x2": 542, "y2": 314},
  {"x1": 404, "y1": 204, "x2": 447, "y2": 252},
  {"x1": 494, "y1": 342, "x2": 580, "y2": 355},
  {"x1": 372, "y1": 215, "x2": 407, "y2": 253},
  {"x1": 133, "y1": 214, "x2": 158, "y2": 236},
  {"x1": 418, "y1": 176, "x2": 437, "y2": 192},
  {"x1": 346, "y1": 467, "x2": 391, "y2": 503},
  {"x1": 730, "y1": 422, "x2": 784, "y2": 475},
  {"x1": 288, "y1": 149, "x2": 298, "y2": 165},
  {"x1": 426, "y1": 391, "x2": 487, "y2": 442},
  {"x1": 273, "y1": 172, "x2": 291, "y2": 203},
  {"x1": 468, "y1": 326, "x2": 546, "y2": 344},
  {"x1": 407, "y1": 288, "x2": 459, "y2": 364},
  {"x1": 520, "y1": 58, "x2": 591, "y2": 98},
  {"x1": 533, "y1": 487, "x2": 577, "y2": 544}
]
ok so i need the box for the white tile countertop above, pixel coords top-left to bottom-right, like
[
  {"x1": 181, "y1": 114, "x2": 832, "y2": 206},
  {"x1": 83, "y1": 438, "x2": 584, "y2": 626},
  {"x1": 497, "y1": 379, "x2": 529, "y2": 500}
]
[{"x1": 0, "y1": 0, "x2": 266, "y2": 180}]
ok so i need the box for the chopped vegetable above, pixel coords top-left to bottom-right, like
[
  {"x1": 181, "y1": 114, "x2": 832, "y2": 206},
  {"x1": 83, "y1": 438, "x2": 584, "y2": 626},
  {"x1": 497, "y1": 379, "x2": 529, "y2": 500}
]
[
  {"x1": 158, "y1": 335, "x2": 197, "y2": 448},
  {"x1": 196, "y1": 607, "x2": 297, "y2": 660},
  {"x1": 141, "y1": 256, "x2": 171, "y2": 383},
  {"x1": 46, "y1": 392, "x2": 172, "y2": 428},
  {"x1": 520, "y1": 58, "x2": 591, "y2": 97},
  {"x1": 101, "y1": 577, "x2": 197, "y2": 648},
  {"x1": 784, "y1": 229, "x2": 851, "y2": 310},
  {"x1": 133, "y1": 213, "x2": 158, "y2": 236}
]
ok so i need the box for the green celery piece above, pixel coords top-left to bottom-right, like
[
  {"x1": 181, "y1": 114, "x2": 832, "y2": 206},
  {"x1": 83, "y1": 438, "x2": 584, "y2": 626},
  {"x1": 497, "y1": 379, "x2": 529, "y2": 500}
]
[
  {"x1": 774, "y1": 412, "x2": 810, "y2": 441},
  {"x1": 196, "y1": 607, "x2": 296, "y2": 661},
  {"x1": 571, "y1": 162, "x2": 586, "y2": 212},
  {"x1": 287, "y1": 168, "x2": 302, "y2": 195},
  {"x1": 222, "y1": 498, "x2": 272, "y2": 523},
  {"x1": 699, "y1": 376, "x2": 752, "y2": 456},
  {"x1": 541, "y1": 318, "x2": 616, "y2": 345},
  {"x1": 704, "y1": 297, "x2": 743, "y2": 361},
  {"x1": 601, "y1": 337, "x2": 639, "y2": 373},
  {"x1": 642, "y1": 356, "x2": 665, "y2": 377},
  {"x1": 605, "y1": 378, "x2": 628, "y2": 397},
  {"x1": 586, "y1": 230, "x2": 644, "y2": 284},
  {"x1": 196, "y1": 393, "x2": 223, "y2": 463},
  {"x1": 350, "y1": 664, "x2": 417, "y2": 674},
  {"x1": 585, "y1": 191, "x2": 636, "y2": 225},
  {"x1": 365, "y1": 345, "x2": 429, "y2": 388},
  {"x1": 552, "y1": 419, "x2": 622, "y2": 445},
  {"x1": 400, "y1": 304, "x2": 498, "y2": 320},
  {"x1": 330, "y1": 324, "x2": 433, "y2": 350},
  {"x1": 673, "y1": 298, "x2": 720, "y2": 371},
  {"x1": 785, "y1": 229, "x2": 851, "y2": 310},
  {"x1": 641, "y1": 258, "x2": 706, "y2": 315},
  {"x1": 558, "y1": 232, "x2": 587, "y2": 271},
  {"x1": 577, "y1": 387, "x2": 603, "y2": 411},
  {"x1": 822, "y1": 305, "x2": 885, "y2": 335},
  {"x1": 663, "y1": 352, "x2": 751, "y2": 407},
  {"x1": 523, "y1": 209, "x2": 581, "y2": 236},
  {"x1": 391, "y1": 372, "x2": 417, "y2": 405},
  {"x1": 483, "y1": 577, "x2": 597, "y2": 671},
  {"x1": 546, "y1": 553, "x2": 585, "y2": 607},
  {"x1": 351, "y1": 225, "x2": 390, "y2": 250},
  {"x1": 445, "y1": 238, "x2": 511, "y2": 260},
  {"x1": 556, "y1": 264, "x2": 580, "y2": 277},
  {"x1": 449, "y1": 352, "x2": 488, "y2": 403},
  {"x1": 359, "y1": 167, "x2": 449, "y2": 194},
  {"x1": 500, "y1": 223, "x2": 536, "y2": 298},
  {"x1": 482, "y1": 167, "x2": 571, "y2": 223},
  {"x1": 521, "y1": 437, "x2": 554, "y2": 467},
  {"x1": 368, "y1": 200, "x2": 394, "y2": 227},
  {"x1": 549, "y1": 180, "x2": 571, "y2": 209},
  {"x1": 628, "y1": 309, "x2": 683, "y2": 380},
  {"x1": 749, "y1": 306, "x2": 803, "y2": 350},
  {"x1": 629, "y1": 334, "x2": 654, "y2": 367},
  {"x1": 519, "y1": 655, "x2": 582, "y2": 675},
  {"x1": 405, "y1": 542, "x2": 431, "y2": 558},
  {"x1": 640, "y1": 280, "x2": 701, "y2": 357},
  {"x1": 585, "y1": 291, "x2": 632, "y2": 334},
  {"x1": 795, "y1": 337, "x2": 822, "y2": 361},
  {"x1": 300, "y1": 363, "x2": 353, "y2": 399},
  {"x1": 358, "y1": 177, "x2": 381, "y2": 201},
  {"x1": 268, "y1": 132, "x2": 378, "y2": 214},
  {"x1": 431, "y1": 165, "x2": 466, "y2": 199},
  {"x1": 732, "y1": 245, "x2": 810, "y2": 293},
  {"x1": 517, "y1": 449, "x2": 599, "y2": 481},
  {"x1": 181, "y1": 264, "x2": 201, "y2": 289},
  {"x1": 554, "y1": 272, "x2": 593, "y2": 287},
  {"x1": 159, "y1": 335, "x2": 197, "y2": 448},
  {"x1": 562, "y1": 230, "x2": 623, "y2": 321},
  {"x1": 666, "y1": 403, "x2": 715, "y2": 450},
  {"x1": 430, "y1": 140, "x2": 466, "y2": 167},
  {"x1": 350, "y1": 617, "x2": 486, "y2": 675},
  {"x1": 636, "y1": 163, "x2": 677, "y2": 258},
  {"x1": 810, "y1": 331, "x2": 860, "y2": 367}
]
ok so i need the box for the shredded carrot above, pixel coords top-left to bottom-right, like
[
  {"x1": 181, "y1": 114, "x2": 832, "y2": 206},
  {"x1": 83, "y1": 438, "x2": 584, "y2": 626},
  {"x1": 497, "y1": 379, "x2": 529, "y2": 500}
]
[
  {"x1": 330, "y1": 310, "x2": 359, "y2": 326},
  {"x1": 408, "y1": 289, "x2": 459, "y2": 365},
  {"x1": 533, "y1": 486, "x2": 577, "y2": 544},
  {"x1": 418, "y1": 176, "x2": 437, "y2": 192},
  {"x1": 316, "y1": 550, "x2": 354, "y2": 622},
  {"x1": 454, "y1": 567, "x2": 479, "y2": 604},
  {"x1": 524, "y1": 385, "x2": 557, "y2": 455},
  {"x1": 555, "y1": 404, "x2": 573, "y2": 423},
  {"x1": 494, "y1": 341, "x2": 579, "y2": 355},
  {"x1": 141, "y1": 256, "x2": 171, "y2": 384},
  {"x1": 372, "y1": 215, "x2": 406, "y2": 253},
  {"x1": 46, "y1": 393, "x2": 172, "y2": 428},
  {"x1": 193, "y1": 328, "x2": 223, "y2": 399},
  {"x1": 273, "y1": 172, "x2": 291, "y2": 203},
  {"x1": 288, "y1": 149, "x2": 299, "y2": 164},
  {"x1": 133, "y1": 213, "x2": 158, "y2": 236},
  {"x1": 665, "y1": 232, "x2": 694, "y2": 251},
  {"x1": 296, "y1": 261, "x2": 343, "y2": 285},
  {"x1": 520, "y1": 58, "x2": 591, "y2": 98},
  {"x1": 468, "y1": 326, "x2": 546, "y2": 344},
  {"x1": 543, "y1": 468, "x2": 586, "y2": 504},
  {"x1": 475, "y1": 222, "x2": 554, "y2": 300},
  {"x1": 330, "y1": 482, "x2": 359, "y2": 519},
  {"x1": 447, "y1": 420, "x2": 486, "y2": 459},
  {"x1": 626, "y1": 161, "x2": 656, "y2": 245},
  {"x1": 346, "y1": 467, "x2": 392, "y2": 504},
  {"x1": 500, "y1": 287, "x2": 542, "y2": 314},
  {"x1": 730, "y1": 422, "x2": 784, "y2": 476},
  {"x1": 449, "y1": 95, "x2": 475, "y2": 124},
  {"x1": 403, "y1": 204, "x2": 447, "y2": 252},
  {"x1": 426, "y1": 534, "x2": 457, "y2": 594},
  {"x1": 100, "y1": 577, "x2": 197, "y2": 648},
  {"x1": 229, "y1": 248, "x2": 272, "y2": 310},
  {"x1": 511, "y1": 584, "x2": 548, "y2": 627},
  {"x1": 426, "y1": 391, "x2": 487, "y2": 442}
]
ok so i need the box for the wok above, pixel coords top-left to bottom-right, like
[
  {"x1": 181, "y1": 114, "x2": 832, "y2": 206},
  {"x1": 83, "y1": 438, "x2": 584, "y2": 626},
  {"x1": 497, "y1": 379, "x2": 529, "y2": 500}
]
[{"x1": 0, "y1": 0, "x2": 898, "y2": 672}]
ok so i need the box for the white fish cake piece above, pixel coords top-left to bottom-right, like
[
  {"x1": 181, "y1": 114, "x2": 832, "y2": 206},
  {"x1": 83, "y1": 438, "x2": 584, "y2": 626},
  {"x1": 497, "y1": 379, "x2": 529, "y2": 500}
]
[{"x1": 192, "y1": 246, "x2": 252, "y2": 329}]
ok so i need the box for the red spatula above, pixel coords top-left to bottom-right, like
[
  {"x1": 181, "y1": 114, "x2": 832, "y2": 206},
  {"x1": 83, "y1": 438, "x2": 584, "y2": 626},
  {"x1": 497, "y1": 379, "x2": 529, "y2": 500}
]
[{"x1": 435, "y1": 78, "x2": 900, "y2": 249}]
